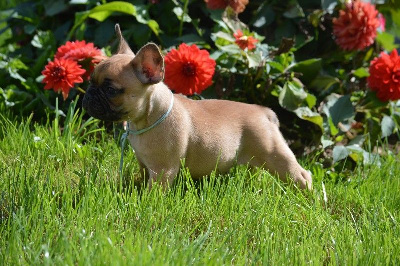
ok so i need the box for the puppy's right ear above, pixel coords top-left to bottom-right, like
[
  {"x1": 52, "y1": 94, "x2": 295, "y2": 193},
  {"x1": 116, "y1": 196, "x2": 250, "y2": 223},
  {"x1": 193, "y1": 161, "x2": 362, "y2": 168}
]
[{"x1": 115, "y1": 24, "x2": 134, "y2": 55}]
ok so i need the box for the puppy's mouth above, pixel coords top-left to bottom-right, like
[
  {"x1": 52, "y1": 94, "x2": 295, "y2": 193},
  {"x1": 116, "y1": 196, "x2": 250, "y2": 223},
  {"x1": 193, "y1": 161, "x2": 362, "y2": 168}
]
[{"x1": 82, "y1": 86, "x2": 126, "y2": 122}]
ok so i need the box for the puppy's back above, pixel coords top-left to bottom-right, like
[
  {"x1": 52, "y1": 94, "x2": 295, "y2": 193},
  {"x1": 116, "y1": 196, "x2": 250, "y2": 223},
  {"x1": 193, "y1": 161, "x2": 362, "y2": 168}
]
[{"x1": 176, "y1": 95, "x2": 279, "y2": 127}]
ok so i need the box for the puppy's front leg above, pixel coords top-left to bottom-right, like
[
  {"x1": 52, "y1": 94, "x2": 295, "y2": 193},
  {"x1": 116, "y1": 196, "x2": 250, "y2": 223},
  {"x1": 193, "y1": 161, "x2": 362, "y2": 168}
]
[
  {"x1": 137, "y1": 160, "x2": 149, "y2": 182},
  {"x1": 147, "y1": 166, "x2": 179, "y2": 190}
]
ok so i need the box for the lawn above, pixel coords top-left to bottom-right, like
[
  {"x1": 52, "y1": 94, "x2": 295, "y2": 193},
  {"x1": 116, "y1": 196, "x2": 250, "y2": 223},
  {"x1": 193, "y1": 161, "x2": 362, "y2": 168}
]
[{"x1": 0, "y1": 108, "x2": 399, "y2": 265}]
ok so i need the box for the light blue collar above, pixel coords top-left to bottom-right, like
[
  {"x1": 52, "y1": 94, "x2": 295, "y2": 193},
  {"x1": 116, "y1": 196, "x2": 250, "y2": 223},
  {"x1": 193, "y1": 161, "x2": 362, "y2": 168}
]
[{"x1": 119, "y1": 91, "x2": 174, "y2": 173}]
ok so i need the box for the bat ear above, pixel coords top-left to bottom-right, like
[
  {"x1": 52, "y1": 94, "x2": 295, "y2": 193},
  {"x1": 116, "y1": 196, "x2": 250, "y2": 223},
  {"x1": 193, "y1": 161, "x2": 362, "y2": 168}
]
[
  {"x1": 131, "y1": 43, "x2": 164, "y2": 85},
  {"x1": 115, "y1": 24, "x2": 134, "y2": 55}
]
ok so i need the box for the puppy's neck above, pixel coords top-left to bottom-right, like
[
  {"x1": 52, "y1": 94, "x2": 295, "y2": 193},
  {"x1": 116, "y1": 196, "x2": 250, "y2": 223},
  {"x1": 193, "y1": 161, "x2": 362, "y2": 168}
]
[{"x1": 128, "y1": 82, "x2": 172, "y2": 132}]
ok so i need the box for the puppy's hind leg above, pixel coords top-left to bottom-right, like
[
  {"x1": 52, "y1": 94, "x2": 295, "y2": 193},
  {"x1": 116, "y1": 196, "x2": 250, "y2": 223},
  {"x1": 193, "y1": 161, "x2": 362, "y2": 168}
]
[{"x1": 249, "y1": 124, "x2": 312, "y2": 190}]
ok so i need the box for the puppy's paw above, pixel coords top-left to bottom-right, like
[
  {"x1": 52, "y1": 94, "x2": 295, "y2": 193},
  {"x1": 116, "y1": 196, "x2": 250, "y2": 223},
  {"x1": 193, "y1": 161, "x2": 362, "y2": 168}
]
[{"x1": 300, "y1": 169, "x2": 312, "y2": 190}]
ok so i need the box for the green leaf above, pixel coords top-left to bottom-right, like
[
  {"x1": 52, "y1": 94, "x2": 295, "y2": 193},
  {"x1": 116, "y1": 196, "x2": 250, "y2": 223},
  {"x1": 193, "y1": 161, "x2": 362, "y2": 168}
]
[
  {"x1": 245, "y1": 52, "x2": 262, "y2": 68},
  {"x1": 147, "y1": 20, "x2": 161, "y2": 36},
  {"x1": 348, "y1": 134, "x2": 367, "y2": 146},
  {"x1": 325, "y1": 95, "x2": 354, "y2": 126},
  {"x1": 278, "y1": 81, "x2": 308, "y2": 111},
  {"x1": 268, "y1": 61, "x2": 284, "y2": 73},
  {"x1": 216, "y1": 44, "x2": 242, "y2": 55},
  {"x1": 346, "y1": 144, "x2": 365, "y2": 163},
  {"x1": 321, "y1": 135, "x2": 334, "y2": 148},
  {"x1": 24, "y1": 24, "x2": 36, "y2": 35},
  {"x1": 327, "y1": 117, "x2": 339, "y2": 136},
  {"x1": 305, "y1": 93, "x2": 317, "y2": 108},
  {"x1": 30, "y1": 30, "x2": 53, "y2": 50},
  {"x1": 321, "y1": 0, "x2": 337, "y2": 13},
  {"x1": 252, "y1": 4, "x2": 275, "y2": 28},
  {"x1": 88, "y1": 11, "x2": 113, "y2": 22},
  {"x1": 308, "y1": 10, "x2": 324, "y2": 28},
  {"x1": 363, "y1": 48, "x2": 374, "y2": 63},
  {"x1": 353, "y1": 67, "x2": 369, "y2": 78},
  {"x1": 291, "y1": 58, "x2": 322, "y2": 84},
  {"x1": 69, "y1": 2, "x2": 137, "y2": 39},
  {"x1": 8, "y1": 68, "x2": 26, "y2": 82},
  {"x1": 283, "y1": 2, "x2": 304, "y2": 18},
  {"x1": 212, "y1": 31, "x2": 235, "y2": 42},
  {"x1": 376, "y1": 32, "x2": 399, "y2": 52},
  {"x1": 391, "y1": 9, "x2": 400, "y2": 27},
  {"x1": 135, "y1": 4, "x2": 151, "y2": 24},
  {"x1": 173, "y1": 6, "x2": 191, "y2": 22},
  {"x1": 381, "y1": 115, "x2": 395, "y2": 138},
  {"x1": 45, "y1": 0, "x2": 67, "y2": 16},
  {"x1": 73, "y1": 11, "x2": 90, "y2": 29},
  {"x1": 346, "y1": 145, "x2": 380, "y2": 166},
  {"x1": 310, "y1": 75, "x2": 340, "y2": 92},
  {"x1": 293, "y1": 107, "x2": 323, "y2": 130},
  {"x1": 332, "y1": 145, "x2": 349, "y2": 164},
  {"x1": 88, "y1": 2, "x2": 136, "y2": 22}
]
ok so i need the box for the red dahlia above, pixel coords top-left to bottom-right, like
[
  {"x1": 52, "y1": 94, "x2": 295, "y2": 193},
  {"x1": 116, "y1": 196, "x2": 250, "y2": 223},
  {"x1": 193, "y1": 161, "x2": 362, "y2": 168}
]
[
  {"x1": 164, "y1": 43, "x2": 216, "y2": 95},
  {"x1": 368, "y1": 49, "x2": 400, "y2": 102},
  {"x1": 204, "y1": 0, "x2": 249, "y2": 14},
  {"x1": 55, "y1": 40, "x2": 103, "y2": 80},
  {"x1": 234, "y1": 30, "x2": 258, "y2": 50},
  {"x1": 332, "y1": 0, "x2": 379, "y2": 51},
  {"x1": 55, "y1": 40, "x2": 102, "y2": 62},
  {"x1": 42, "y1": 58, "x2": 86, "y2": 100}
]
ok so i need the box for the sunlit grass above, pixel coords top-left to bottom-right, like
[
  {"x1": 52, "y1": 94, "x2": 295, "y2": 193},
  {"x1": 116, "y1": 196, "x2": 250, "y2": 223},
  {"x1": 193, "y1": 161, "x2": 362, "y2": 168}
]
[{"x1": 0, "y1": 109, "x2": 399, "y2": 265}]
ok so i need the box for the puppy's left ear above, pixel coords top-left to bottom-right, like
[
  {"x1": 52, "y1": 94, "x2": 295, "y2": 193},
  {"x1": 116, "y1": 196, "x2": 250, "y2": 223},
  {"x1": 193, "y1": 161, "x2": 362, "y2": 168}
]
[{"x1": 131, "y1": 43, "x2": 164, "y2": 85}]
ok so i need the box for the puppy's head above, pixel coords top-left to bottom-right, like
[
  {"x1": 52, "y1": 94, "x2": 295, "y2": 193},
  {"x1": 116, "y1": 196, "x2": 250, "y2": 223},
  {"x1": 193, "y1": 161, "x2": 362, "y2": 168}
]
[{"x1": 82, "y1": 24, "x2": 165, "y2": 122}]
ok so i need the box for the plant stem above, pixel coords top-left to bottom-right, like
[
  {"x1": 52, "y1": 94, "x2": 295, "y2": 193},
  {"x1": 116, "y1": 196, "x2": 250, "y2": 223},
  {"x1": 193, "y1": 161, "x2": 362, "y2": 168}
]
[
  {"x1": 179, "y1": 0, "x2": 189, "y2": 37},
  {"x1": 77, "y1": 87, "x2": 86, "y2": 94}
]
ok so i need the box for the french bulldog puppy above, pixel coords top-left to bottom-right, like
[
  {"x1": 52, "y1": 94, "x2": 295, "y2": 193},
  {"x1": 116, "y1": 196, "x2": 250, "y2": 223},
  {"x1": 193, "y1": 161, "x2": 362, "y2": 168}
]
[{"x1": 83, "y1": 24, "x2": 312, "y2": 190}]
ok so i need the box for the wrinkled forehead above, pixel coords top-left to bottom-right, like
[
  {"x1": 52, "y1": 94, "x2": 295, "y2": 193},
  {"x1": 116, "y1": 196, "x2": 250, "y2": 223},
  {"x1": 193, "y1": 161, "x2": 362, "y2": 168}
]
[{"x1": 92, "y1": 54, "x2": 135, "y2": 85}]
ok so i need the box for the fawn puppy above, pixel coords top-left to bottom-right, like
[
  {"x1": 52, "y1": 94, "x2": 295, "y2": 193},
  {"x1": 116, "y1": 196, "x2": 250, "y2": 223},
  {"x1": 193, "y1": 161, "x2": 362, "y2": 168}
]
[{"x1": 83, "y1": 24, "x2": 312, "y2": 190}]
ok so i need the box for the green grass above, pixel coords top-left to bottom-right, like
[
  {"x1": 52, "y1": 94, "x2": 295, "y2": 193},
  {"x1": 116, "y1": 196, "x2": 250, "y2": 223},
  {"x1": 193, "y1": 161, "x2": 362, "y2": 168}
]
[{"x1": 0, "y1": 108, "x2": 399, "y2": 265}]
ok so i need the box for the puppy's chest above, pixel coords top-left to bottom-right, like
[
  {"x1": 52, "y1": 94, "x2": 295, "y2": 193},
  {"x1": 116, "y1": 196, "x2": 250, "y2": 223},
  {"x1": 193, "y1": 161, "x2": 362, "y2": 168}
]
[{"x1": 127, "y1": 134, "x2": 177, "y2": 158}]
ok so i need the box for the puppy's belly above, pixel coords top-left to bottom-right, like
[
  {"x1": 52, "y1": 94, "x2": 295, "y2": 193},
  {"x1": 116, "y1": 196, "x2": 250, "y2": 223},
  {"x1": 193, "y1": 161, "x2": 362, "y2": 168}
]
[{"x1": 184, "y1": 133, "x2": 241, "y2": 178}]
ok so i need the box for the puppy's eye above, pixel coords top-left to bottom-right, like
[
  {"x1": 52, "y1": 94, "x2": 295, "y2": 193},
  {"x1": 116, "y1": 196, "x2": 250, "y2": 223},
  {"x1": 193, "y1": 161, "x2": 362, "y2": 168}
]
[{"x1": 105, "y1": 86, "x2": 118, "y2": 96}]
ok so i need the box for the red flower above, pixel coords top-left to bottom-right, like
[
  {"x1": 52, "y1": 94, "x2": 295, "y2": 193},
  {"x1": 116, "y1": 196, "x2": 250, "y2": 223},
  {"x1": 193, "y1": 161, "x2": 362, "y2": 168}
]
[
  {"x1": 164, "y1": 43, "x2": 216, "y2": 95},
  {"x1": 332, "y1": 0, "x2": 379, "y2": 51},
  {"x1": 234, "y1": 30, "x2": 258, "y2": 50},
  {"x1": 204, "y1": 0, "x2": 249, "y2": 14},
  {"x1": 55, "y1": 40, "x2": 102, "y2": 62},
  {"x1": 55, "y1": 40, "x2": 103, "y2": 80},
  {"x1": 42, "y1": 58, "x2": 86, "y2": 100},
  {"x1": 368, "y1": 49, "x2": 400, "y2": 102}
]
